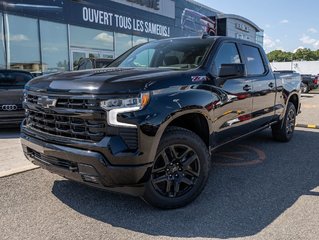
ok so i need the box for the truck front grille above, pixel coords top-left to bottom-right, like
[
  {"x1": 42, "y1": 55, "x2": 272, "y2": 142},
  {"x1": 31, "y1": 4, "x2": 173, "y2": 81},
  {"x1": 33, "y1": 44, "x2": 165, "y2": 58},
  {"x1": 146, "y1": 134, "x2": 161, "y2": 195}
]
[
  {"x1": 56, "y1": 98, "x2": 98, "y2": 110},
  {"x1": 25, "y1": 93, "x2": 138, "y2": 149},
  {"x1": 26, "y1": 109, "x2": 106, "y2": 142},
  {"x1": 26, "y1": 94, "x2": 99, "y2": 110}
]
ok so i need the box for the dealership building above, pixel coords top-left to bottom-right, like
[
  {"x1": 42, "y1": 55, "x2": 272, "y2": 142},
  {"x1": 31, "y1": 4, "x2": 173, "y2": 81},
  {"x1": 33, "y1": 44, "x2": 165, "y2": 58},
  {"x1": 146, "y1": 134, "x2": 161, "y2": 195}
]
[{"x1": 0, "y1": 0, "x2": 264, "y2": 74}]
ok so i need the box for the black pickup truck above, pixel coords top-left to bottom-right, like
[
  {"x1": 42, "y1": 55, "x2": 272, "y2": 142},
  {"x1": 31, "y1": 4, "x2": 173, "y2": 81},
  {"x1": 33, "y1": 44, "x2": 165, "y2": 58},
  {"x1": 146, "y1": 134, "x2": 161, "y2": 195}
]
[
  {"x1": 301, "y1": 74, "x2": 318, "y2": 93},
  {"x1": 21, "y1": 37, "x2": 301, "y2": 209}
]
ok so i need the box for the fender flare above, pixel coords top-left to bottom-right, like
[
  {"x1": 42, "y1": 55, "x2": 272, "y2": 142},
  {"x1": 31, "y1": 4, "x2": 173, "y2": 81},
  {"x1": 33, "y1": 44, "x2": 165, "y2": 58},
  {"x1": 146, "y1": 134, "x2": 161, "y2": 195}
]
[
  {"x1": 146, "y1": 108, "x2": 213, "y2": 164},
  {"x1": 279, "y1": 91, "x2": 300, "y2": 120}
]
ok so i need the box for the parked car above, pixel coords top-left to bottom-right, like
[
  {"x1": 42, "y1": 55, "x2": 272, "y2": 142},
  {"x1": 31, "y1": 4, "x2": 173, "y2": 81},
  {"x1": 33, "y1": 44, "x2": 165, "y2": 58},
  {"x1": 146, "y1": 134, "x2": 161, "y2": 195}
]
[
  {"x1": 301, "y1": 74, "x2": 318, "y2": 93},
  {"x1": 0, "y1": 70, "x2": 33, "y2": 126},
  {"x1": 21, "y1": 37, "x2": 301, "y2": 209}
]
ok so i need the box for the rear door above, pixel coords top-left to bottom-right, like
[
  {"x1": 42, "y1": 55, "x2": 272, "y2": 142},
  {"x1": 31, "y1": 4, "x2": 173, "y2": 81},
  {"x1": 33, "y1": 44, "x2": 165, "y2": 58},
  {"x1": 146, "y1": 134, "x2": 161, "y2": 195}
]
[
  {"x1": 209, "y1": 41, "x2": 254, "y2": 144},
  {"x1": 239, "y1": 44, "x2": 277, "y2": 128}
]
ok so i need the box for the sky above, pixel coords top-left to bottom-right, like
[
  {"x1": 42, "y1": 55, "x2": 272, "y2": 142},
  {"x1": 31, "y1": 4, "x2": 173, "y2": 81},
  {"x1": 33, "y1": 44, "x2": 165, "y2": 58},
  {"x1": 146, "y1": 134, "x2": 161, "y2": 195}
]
[{"x1": 196, "y1": 0, "x2": 319, "y2": 53}]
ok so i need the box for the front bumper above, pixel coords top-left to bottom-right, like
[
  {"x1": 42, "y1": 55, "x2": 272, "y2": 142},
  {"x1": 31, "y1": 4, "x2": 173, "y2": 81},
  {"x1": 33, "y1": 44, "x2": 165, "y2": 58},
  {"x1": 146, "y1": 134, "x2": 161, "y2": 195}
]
[{"x1": 21, "y1": 131, "x2": 152, "y2": 196}]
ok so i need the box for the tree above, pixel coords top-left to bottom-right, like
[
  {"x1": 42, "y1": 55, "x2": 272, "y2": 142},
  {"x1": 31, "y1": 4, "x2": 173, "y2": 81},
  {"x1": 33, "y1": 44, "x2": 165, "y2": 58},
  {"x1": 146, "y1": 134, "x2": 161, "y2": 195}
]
[
  {"x1": 267, "y1": 48, "x2": 319, "y2": 62},
  {"x1": 267, "y1": 50, "x2": 293, "y2": 62},
  {"x1": 293, "y1": 48, "x2": 316, "y2": 61}
]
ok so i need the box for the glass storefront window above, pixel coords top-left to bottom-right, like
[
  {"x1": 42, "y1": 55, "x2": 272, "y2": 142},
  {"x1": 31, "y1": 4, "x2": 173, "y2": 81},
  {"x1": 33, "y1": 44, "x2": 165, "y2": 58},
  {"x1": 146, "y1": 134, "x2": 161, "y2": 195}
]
[
  {"x1": 40, "y1": 20, "x2": 69, "y2": 73},
  {"x1": 115, "y1": 33, "x2": 132, "y2": 57},
  {"x1": 7, "y1": 15, "x2": 41, "y2": 73},
  {"x1": 133, "y1": 36, "x2": 148, "y2": 46},
  {"x1": 70, "y1": 25, "x2": 114, "y2": 50},
  {"x1": 256, "y1": 31, "x2": 264, "y2": 47},
  {"x1": 0, "y1": 13, "x2": 5, "y2": 69}
]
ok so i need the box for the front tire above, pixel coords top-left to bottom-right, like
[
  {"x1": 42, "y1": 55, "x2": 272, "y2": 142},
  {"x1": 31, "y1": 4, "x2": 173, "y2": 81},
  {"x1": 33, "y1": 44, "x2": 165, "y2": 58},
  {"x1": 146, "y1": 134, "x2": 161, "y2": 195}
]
[
  {"x1": 142, "y1": 127, "x2": 210, "y2": 209},
  {"x1": 272, "y1": 102, "x2": 296, "y2": 142}
]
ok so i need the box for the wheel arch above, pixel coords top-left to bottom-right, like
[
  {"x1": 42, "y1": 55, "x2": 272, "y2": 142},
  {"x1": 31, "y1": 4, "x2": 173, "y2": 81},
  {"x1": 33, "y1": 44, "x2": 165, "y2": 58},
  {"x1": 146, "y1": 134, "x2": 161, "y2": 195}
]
[
  {"x1": 288, "y1": 93, "x2": 300, "y2": 114},
  {"x1": 167, "y1": 113, "x2": 210, "y2": 147},
  {"x1": 146, "y1": 109, "x2": 213, "y2": 165},
  {"x1": 279, "y1": 91, "x2": 300, "y2": 121}
]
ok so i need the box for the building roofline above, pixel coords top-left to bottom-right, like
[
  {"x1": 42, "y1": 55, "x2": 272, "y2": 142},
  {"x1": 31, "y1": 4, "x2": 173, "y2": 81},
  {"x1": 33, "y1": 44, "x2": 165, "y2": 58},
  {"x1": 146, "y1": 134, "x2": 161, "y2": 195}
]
[
  {"x1": 189, "y1": 0, "x2": 223, "y2": 14},
  {"x1": 217, "y1": 14, "x2": 264, "y2": 32}
]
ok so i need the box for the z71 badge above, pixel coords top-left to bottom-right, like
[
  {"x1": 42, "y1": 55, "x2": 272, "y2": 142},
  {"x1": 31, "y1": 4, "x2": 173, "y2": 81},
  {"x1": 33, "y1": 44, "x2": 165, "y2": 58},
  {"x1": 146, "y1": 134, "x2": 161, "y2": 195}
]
[{"x1": 191, "y1": 76, "x2": 207, "y2": 82}]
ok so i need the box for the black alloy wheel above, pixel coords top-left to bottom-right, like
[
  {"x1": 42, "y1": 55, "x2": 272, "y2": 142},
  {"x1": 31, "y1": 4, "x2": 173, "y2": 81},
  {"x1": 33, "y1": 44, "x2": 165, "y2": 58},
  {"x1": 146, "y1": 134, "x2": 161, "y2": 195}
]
[
  {"x1": 272, "y1": 102, "x2": 297, "y2": 142},
  {"x1": 143, "y1": 127, "x2": 210, "y2": 209},
  {"x1": 286, "y1": 107, "x2": 296, "y2": 136},
  {"x1": 151, "y1": 144, "x2": 200, "y2": 198}
]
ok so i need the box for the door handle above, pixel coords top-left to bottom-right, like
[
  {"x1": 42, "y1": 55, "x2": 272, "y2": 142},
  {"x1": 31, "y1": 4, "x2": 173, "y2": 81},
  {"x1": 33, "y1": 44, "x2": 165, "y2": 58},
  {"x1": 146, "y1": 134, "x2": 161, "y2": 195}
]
[
  {"x1": 243, "y1": 85, "x2": 252, "y2": 91},
  {"x1": 268, "y1": 82, "x2": 274, "y2": 88}
]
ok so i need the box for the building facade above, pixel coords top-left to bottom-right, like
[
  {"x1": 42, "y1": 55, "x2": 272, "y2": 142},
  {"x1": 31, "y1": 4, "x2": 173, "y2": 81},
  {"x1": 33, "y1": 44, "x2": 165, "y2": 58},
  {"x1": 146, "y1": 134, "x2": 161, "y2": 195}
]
[
  {"x1": 0, "y1": 0, "x2": 263, "y2": 74},
  {"x1": 217, "y1": 14, "x2": 264, "y2": 46},
  {"x1": 271, "y1": 61, "x2": 319, "y2": 75}
]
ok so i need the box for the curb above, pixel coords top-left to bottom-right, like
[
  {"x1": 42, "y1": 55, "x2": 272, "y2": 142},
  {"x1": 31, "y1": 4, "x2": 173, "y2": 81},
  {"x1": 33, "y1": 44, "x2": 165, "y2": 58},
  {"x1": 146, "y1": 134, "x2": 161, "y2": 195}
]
[
  {"x1": 296, "y1": 124, "x2": 319, "y2": 129},
  {"x1": 0, "y1": 165, "x2": 39, "y2": 178},
  {"x1": 301, "y1": 94, "x2": 314, "y2": 98}
]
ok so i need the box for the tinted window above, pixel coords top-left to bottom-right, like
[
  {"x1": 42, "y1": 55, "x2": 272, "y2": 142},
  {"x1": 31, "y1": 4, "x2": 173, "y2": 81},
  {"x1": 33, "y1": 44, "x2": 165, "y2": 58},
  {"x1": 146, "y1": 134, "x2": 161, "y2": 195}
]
[
  {"x1": 115, "y1": 33, "x2": 132, "y2": 57},
  {"x1": 70, "y1": 25, "x2": 114, "y2": 51},
  {"x1": 133, "y1": 36, "x2": 148, "y2": 46},
  {"x1": 40, "y1": 21, "x2": 69, "y2": 73},
  {"x1": 242, "y1": 45, "x2": 266, "y2": 75},
  {"x1": 0, "y1": 14, "x2": 5, "y2": 69},
  {"x1": 7, "y1": 15, "x2": 41, "y2": 73},
  {"x1": 0, "y1": 72, "x2": 32, "y2": 88},
  {"x1": 214, "y1": 43, "x2": 241, "y2": 75}
]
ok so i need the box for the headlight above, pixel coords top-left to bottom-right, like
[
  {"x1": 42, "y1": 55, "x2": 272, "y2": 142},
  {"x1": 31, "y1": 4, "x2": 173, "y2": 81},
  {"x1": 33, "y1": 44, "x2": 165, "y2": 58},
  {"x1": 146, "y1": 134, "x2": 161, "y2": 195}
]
[
  {"x1": 100, "y1": 92, "x2": 150, "y2": 110},
  {"x1": 100, "y1": 92, "x2": 150, "y2": 128}
]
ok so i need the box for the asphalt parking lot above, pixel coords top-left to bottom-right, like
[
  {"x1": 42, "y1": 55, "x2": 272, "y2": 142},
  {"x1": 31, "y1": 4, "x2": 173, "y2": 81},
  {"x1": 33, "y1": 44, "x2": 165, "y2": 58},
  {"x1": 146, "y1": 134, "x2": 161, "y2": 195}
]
[{"x1": 0, "y1": 93, "x2": 319, "y2": 240}]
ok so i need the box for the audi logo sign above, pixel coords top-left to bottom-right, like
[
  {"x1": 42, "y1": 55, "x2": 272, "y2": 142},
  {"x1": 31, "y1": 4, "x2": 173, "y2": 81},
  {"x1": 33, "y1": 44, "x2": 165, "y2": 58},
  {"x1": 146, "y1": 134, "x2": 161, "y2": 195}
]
[{"x1": 1, "y1": 105, "x2": 18, "y2": 111}]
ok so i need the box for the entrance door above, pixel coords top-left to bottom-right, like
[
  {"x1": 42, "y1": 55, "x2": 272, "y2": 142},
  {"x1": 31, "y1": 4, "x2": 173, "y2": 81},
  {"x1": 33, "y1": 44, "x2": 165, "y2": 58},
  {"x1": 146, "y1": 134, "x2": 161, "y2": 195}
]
[{"x1": 70, "y1": 48, "x2": 114, "y2": 70}]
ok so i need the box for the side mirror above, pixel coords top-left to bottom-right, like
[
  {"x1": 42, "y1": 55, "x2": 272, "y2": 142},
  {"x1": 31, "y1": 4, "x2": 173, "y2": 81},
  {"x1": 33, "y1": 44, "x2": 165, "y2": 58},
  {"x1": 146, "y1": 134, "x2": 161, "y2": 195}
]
[{"x1": 218, "y1": 63, "x2": 246, "y2": 78}]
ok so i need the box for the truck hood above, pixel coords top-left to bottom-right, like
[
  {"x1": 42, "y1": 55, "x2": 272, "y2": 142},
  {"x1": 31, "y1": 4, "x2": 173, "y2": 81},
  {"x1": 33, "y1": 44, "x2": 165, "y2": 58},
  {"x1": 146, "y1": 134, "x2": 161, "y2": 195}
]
[{"x1": 26, "y1": 67, "x2": 185, "y2": 94}]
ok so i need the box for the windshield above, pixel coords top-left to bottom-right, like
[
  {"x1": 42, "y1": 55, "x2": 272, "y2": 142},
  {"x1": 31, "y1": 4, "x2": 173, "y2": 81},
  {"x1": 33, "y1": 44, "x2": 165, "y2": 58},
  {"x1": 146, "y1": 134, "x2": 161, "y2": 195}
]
[
  {"x1": 109, "y1": 38, "x2": 215, "y2": 70},
  {"x1": 0, "y1": 71, "x2": 33, "y2": 89}
]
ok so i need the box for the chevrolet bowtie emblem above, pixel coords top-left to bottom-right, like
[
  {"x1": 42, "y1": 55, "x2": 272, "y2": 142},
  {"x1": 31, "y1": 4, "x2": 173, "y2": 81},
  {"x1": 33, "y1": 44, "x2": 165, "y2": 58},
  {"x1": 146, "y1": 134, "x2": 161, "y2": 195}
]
[{"x1": 37, "y1": 96, "x2": 57, "y2": 108}]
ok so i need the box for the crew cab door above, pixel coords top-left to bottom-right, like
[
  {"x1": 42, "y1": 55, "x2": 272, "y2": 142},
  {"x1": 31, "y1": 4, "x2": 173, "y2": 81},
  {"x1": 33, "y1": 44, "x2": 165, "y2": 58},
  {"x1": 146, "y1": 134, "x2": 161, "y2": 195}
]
[
  {"x1": 239, "y1": 44, "x2": 277, "y2": 128},
  {"x1": 209, "y1": 41, "x2": 254, "y2": 144}
]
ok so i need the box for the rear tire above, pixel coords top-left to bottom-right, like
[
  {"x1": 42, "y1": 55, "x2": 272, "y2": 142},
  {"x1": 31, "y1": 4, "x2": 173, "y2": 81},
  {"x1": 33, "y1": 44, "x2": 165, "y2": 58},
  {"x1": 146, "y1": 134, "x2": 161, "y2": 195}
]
[
  {"x1": 272, "y1": 102, "x2": 296, "y2": 142},
  {"x1": 142, "y1": 127, "x2": 210, "y2": 209}
]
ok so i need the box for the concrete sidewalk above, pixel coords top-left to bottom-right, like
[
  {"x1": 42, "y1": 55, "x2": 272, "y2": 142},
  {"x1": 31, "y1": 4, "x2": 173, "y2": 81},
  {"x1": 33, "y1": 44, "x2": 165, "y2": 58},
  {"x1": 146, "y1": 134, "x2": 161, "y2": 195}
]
[
  {"x1": 0, "y1": 129, "x2": 38, "y2": 178},
  {"x1": 298, "y1": 94, "x2": 319, "y2": 128}
]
